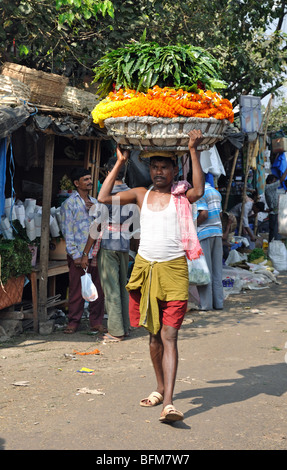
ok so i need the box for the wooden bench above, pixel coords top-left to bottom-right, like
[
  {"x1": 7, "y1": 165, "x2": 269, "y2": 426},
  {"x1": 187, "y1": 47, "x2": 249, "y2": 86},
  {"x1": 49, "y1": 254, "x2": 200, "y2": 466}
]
[{"x1": 27, "y1": 260, "x2": 69, "y2": 331}]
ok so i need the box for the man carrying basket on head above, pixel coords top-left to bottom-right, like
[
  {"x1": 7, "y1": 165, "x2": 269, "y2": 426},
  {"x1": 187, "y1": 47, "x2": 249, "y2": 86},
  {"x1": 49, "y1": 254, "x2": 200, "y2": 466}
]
[{"x1": 95, "y1": 129, "x2": 204, "y2": 423}]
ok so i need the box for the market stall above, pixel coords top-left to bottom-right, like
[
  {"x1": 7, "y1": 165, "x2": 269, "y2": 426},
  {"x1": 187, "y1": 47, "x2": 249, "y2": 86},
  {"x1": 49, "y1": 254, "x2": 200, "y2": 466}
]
[{"x1": 0, "y1": 65, "x2": 111, "y2": 334}]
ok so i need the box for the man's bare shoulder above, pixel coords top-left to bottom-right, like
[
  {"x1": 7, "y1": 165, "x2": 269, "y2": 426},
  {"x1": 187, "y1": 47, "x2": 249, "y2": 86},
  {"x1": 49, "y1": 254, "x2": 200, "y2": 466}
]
[{"x1": 131, "y1": 186, "x2": 148, "y2": 207}]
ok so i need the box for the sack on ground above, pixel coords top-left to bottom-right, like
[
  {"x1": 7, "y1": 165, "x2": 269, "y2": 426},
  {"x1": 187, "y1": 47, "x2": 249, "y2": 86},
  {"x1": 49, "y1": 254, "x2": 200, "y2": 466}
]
[
  {"x1": 187, "y1": 254, "x2": 211, "y2": 285},
  {"x1": 268, "y1": 240, "x2": 287, "y2": 272},
  {"x1": 81, "y1": 270, "x2": 98, "y2": 302}
]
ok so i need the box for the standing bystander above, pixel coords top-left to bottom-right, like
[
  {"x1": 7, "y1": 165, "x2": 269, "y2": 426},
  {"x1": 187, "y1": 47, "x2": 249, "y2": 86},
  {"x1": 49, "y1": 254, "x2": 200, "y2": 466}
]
[
  {"x1": 196, "y1": 179, "x2": 224, "y2": 311},
  {"x1": 60, "y1": 168, "x2": 105, "y2": 334},
  {"x1": 81, "y1": 157, "x2": 134, "y2": 341}
]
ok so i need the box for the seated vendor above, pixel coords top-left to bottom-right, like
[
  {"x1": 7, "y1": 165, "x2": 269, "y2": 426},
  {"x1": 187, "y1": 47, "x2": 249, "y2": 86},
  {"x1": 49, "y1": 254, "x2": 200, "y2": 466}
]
[{"x1": 229, "y1": 200, "x2": 265, "y2": 243}]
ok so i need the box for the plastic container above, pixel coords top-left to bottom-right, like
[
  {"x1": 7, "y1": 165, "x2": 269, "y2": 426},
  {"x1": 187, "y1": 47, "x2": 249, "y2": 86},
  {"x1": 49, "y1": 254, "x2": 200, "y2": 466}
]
[{"x1": 222, "y1": 278, "x2": 234, "y2": 287}]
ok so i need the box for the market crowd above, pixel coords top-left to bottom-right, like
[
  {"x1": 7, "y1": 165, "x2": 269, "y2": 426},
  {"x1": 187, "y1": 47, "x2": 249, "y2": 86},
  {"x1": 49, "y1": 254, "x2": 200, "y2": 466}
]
[{"x1": 59, "y1": 134, "x2": 286, "y2": 424}]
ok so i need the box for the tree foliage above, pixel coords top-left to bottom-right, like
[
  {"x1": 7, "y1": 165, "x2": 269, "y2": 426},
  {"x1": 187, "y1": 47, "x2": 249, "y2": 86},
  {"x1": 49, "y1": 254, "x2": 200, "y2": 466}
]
[
  {"x1": 267, "y1": 93, "x2": 287, "y2": 133},
  {"x1": 0, "y1": 0, "x2": 287, "y2": 104},
  {"x1": 0, "y1": 0, "x2": 114, "y2": 79}
]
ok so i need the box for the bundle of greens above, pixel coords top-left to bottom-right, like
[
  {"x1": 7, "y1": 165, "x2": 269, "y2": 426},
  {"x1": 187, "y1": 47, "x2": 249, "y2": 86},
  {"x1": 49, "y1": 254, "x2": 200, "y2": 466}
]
[
  {"x1": 247, "y1": 248, "x2": 266, "y2": 263},
  {"x1": 0, "y1": 238, "x2": 32, "y2": 285},
  {"x1": 93, "y1": 40, "x2": 226, "y2": 97}
]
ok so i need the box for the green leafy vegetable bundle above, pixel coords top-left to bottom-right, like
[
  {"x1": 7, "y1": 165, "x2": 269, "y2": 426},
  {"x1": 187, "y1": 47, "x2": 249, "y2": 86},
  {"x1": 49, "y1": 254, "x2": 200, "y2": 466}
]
[
  {"x1": 93, "y1": 40, "x2": 226, "y2": 97},
  {"x1": 0, "y1": 238, "x2": 32, "y2": 285},
  {"x1": 247, "y1": 248, "x2": 266, "y2": 262}
]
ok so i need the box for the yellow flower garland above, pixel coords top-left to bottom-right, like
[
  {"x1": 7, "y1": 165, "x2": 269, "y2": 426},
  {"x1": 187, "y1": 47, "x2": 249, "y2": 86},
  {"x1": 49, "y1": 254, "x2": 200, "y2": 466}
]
[{"x1": 92, "y1": 86, "x2": 234, "y2": 128}]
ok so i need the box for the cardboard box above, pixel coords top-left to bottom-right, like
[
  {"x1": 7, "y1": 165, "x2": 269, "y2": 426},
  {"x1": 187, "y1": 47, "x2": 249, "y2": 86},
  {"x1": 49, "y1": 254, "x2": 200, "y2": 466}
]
[{"x1": 272, "y1": 137, "x2": 287, "y2": 153}]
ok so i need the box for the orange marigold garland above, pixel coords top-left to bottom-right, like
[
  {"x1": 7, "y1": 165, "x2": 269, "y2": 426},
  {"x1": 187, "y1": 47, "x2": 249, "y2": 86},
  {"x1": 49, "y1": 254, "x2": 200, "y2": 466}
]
[{"x1": 92, "y1": 86, "x2": 234, "y2": 127}]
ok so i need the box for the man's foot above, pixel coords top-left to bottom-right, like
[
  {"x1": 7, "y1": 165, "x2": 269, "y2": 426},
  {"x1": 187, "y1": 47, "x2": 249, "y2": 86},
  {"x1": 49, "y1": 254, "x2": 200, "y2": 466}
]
[
  {"x1": 102, "y1": 332, "x2": 124, "y2": 342},
  {"x1": 63, "y1": 326, "x2": 77, "y2": 334},
  {"x1": 140, "y1": 391, "x2": 164, "y2": 407},
  {"x1": 159, "y1": 405, "x2": 184, "y2": 423}
]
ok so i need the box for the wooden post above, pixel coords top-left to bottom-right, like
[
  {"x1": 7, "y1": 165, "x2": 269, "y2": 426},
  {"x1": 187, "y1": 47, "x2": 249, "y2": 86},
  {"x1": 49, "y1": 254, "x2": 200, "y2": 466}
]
[
  {"x1": 94, "y1": 140, "x2": 101, "y2": 197},
  {"x1": 223, "y1": 148, "x2": 239, "y2": 212},
  {"x1": 38, "y1": 134, "x2": 55, "y2": 329},
  {"x1": 89, "y1": 139, "x2": 96, "y2": 197},
  {"x1": 84, "y1": 140, "x2": 91, "y2": 169}
]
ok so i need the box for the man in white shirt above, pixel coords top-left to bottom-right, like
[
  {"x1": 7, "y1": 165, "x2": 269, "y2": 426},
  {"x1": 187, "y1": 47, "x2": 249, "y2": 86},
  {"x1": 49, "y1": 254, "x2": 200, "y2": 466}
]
[{"x1": 230, "y1": 200, "x2": 264, "y2": 242}]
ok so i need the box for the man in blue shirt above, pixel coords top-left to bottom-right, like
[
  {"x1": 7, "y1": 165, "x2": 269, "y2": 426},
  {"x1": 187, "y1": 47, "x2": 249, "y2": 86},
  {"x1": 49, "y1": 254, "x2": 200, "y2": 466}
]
[
  {"x1": 60, "y1": 168, "x2": 105, "y2": 334},
  {"x1": 196, "y1": 179, "x2": 224, "y2": 311}
]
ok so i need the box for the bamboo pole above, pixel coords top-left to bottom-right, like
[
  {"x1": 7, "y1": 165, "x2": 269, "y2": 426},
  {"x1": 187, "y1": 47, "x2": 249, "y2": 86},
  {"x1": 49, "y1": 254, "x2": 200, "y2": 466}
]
[
  {"x1": 84, "y1": 140, "x2": 91, "y2": 169},
  {"x1": 38, "y1": 134, "x2": 55, "y2": 329},
  {"x1": 89, "y1": 139, "x2": 96, "y2": 197},
  {"x1": 94, "y1": 140, "x2": 101, "y2": 197}
]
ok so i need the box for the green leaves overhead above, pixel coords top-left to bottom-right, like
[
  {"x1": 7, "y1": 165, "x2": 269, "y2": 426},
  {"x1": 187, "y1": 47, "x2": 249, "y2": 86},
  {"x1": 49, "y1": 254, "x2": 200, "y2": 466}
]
[
  {"x1": 55, "y1": 0, "x2": 114, "y2": 26},
  {"x1": 93, "y1": 41, "x2": 227, "y2": 96},
  {"x1": 2, "y1": 0, "x2": 286, "y2": 103}
]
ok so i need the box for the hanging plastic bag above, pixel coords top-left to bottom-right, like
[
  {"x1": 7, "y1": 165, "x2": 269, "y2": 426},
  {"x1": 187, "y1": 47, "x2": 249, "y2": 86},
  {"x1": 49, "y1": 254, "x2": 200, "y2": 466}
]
[
  {"x1": 200, "y1": 146, "x2": 226, "y2": 177},
  {"x1": 81, "y1": 269, "x2": 98, "y2": 302},
  {"x1": 187, "y1": 254, "x2": 211, "y2": 285}
]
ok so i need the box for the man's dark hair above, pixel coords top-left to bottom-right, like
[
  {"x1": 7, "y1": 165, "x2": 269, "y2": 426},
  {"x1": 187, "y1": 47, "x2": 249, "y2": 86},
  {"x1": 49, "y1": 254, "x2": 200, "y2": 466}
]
[
  {"x1": 266, "y1": 174, "x2": 277, "y2": 184},
  {"x1": 253, "y1": 201, "x2": 265, "y2": 212},
  {"x1": 105, "y1": 156, "x2": 126, "y2": 180},
  {"x1": 70, "y1": 167, "x2": 91, "y2": 183}
]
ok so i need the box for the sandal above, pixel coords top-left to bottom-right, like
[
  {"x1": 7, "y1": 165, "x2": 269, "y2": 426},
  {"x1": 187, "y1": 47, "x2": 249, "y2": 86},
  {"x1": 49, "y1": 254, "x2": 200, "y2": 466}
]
[
  {"x1": 90, "y1": 325, "x2": 108, "y2": 334},
  {"x1": 159, "y1": 405, "x2": 184, "y2": 423},
  {"x1": 140, "y1": 391, "x2": 164, "y2": 407},
  {"x1": 63, "y1": 326, "x2": 77, "y2": 334},
  {"x1": 102, "y1": 333, "x2": 124, "y2": 342}
]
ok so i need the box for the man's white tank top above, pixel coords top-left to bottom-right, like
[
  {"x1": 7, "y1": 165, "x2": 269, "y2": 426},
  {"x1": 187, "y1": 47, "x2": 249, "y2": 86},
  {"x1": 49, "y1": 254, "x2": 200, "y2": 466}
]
[{"x1": 138, "y1": 188, "x2": 185, "y2": 262}]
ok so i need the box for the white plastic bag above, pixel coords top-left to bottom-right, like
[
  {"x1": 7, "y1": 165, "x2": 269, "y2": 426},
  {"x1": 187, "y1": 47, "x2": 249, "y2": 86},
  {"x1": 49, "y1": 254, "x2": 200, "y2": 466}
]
[
  {"x1": 187, "y1": 254, "x2": 211, "y2": 285},
  {"x1": 225, "y1": 250, "x2": 247, "y2": 266},
  {"x1": 81, "y1": 270, "x2": 98, "y2": 302},
  {"x1": 200, "y1": 146, "x2": 226, "y2": 177},
  {"x1": 268, "y1": 240, "x2": 287, "y2": 272}
]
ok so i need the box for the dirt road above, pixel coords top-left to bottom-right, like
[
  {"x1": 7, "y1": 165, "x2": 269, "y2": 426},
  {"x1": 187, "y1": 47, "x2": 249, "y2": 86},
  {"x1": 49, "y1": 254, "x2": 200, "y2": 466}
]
[{"x1": 1, "y1": 273, "x2": 287, "y2": 451}]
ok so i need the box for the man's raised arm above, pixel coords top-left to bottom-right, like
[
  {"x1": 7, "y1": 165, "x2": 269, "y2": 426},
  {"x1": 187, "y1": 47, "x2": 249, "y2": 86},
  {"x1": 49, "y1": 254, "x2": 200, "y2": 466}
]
[
  {"x1": 186, "y1": 130, "x2": 205, "y2": 203},
  {"x1": 98, "y1": 147, "x2": 137, "y2": 205}
]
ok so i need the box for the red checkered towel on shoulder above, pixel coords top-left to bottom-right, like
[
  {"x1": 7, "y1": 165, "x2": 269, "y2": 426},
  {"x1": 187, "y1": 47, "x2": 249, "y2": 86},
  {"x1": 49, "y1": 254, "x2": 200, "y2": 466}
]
[{"x1": 171, "y1": 180, "x2": 203, "y2": 261}]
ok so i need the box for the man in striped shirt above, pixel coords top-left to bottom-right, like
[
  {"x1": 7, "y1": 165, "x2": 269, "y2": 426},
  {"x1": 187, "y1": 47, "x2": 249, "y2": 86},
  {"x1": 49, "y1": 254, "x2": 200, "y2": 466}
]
[{"x1": 196, "y1": 180, "x2": 223, "y2": 311}]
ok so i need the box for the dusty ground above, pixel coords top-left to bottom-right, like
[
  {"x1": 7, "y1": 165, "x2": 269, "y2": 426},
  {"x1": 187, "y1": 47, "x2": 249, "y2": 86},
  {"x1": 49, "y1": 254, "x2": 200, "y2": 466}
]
[{"x1": 1, "y1": 273, "x2": 287, "y2": 451}]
